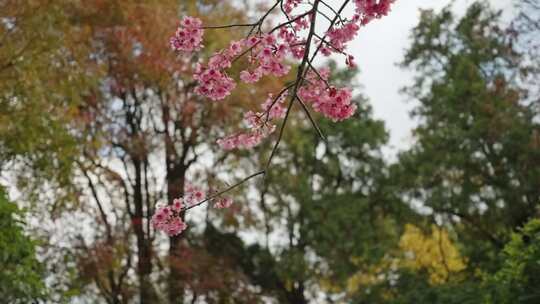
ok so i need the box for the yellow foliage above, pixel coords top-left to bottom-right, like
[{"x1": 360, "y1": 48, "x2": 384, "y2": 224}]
[
  {"x1": 319, "y1": 278, "x2": 343, "y2": 294},
  {"x1": 319, "y1": 225, "x2": 466, "y2": 300},
  {"x1": 399, "y1": 224, "x2": 466, "y2": 284},
  {"x1": 345, "y1": 257, "x2": 394, "y2": 295}
]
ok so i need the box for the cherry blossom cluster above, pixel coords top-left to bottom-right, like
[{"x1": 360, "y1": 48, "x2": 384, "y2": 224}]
[
  {"x1": 169, "y1": 16, "x2": 204, "y2": 52},
  {"x1": 321, "y1": 20, "x2": 360, "y2": 61},
  {"x1": 151, "y1": 200, "x2": 188, "y2": 236},
  {"x1": 355, "y1": 0, "x2": 395, "y2": 24},
  {"x1": 151, "y1": 184, "x2": 234, "y2": 236},
  {"x1": 168, "y1": 0, "x2": 395, "y2": 111},
  {"x1": 192, "y1": 45, "x2": 238, "y2": 101},
  {"x1": 299, "y1": 68, "x2": 356, "y2": 122},
  {"x1": 240, "y1": 34, "x2": 293, "y2": 83},
  {"x1": 217, "y1": 92, "x2": 288, "y2": 150},
  {"x1": 191, "y1": 31, "x2": 299, "y2": 101},
  {"x1": 214, "y1": 197, "x2": 234, "y2": 209}
]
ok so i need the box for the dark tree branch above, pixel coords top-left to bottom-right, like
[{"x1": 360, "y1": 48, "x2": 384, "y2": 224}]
[
  {"x1": 265, "y1": 0, "x2": 321, "y2": 172},
  {"x1": 184, "y1": 170, "x2": 266, "y2": 211}
]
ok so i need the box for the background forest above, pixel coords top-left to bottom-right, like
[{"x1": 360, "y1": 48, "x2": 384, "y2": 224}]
[{"x1": 1, "y1": 0, "x2": 539, "y2": 303}]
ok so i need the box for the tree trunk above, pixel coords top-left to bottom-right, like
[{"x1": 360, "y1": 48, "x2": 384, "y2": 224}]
[
  {"x1": 161, "y1": 99, "x2": 190, "y2": 303},
  {"x1": 167, "y1": 168, "x2": 185, "y2": 304},
  {"x1": 133, "y1": 158, "x2": 156, "y2": 303}
]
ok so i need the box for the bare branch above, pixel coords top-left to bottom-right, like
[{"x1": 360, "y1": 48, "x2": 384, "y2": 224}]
[
  {"x1": 297, "y1": 96, "x2": 326, "y2": 140},
  {"x1": 183, "y1": 170, "x2": 266, "y2": 211},
  {"x1": 265, "y1": 0, "x2": 322, "y2": 171}
]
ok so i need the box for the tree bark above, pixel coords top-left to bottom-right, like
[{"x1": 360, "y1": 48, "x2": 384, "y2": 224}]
[
  {"x1": 132, "y1": 158, "x2": 156, "y2": 303},
  {"x1": 167, "y1": 163, "x2": 186, "y2": 303},
  {"x1": 163, "y1": 100, "x2": 188, "y2": 303}
]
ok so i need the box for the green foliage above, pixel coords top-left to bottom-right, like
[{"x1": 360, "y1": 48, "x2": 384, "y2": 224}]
[
  {"x1": 482, "y1": 219, "x2": 540, "y2": 303},
  {"x1": 397, "y1": 1, "x2": 540, "y2": 268},
  {"x1": 378, "y1": 2, "x2": 540, "y2": 303},
  {"x1": 0, "y1": 0, "x2": 98, "y2": 209},
  {"x1": 0, "y1": 187, "x2": 46, "y2": 302}
]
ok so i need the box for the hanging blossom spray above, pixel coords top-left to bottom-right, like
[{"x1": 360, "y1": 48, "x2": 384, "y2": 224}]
[{"x1": 153, "y1": 0, "x2": 396, "y2": 236}]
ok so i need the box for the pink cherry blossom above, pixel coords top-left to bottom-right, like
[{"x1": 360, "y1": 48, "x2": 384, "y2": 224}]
[
  {"x1": 240, "y1": 70, "x2": 262, "y2": 83},
  {"x1": 193, "y1": 65, "x2": 236, "y2": 101},
  {"x1": 217, "y1": 92, "x2": 287, "y2": 150},
  {"x1": 217, "y1": 123, "x2": 276, "y2": 151},
  {"x1": 326, "y1": 21, "x2": 360, "y2": 52},
  {"x1": 214, "y1": 197, "x2": 233, "y2": 209},
  {"x1": 169, "y1": 16, "x2": 204, "y2": 53},
  {"x1": 183, "y1": 185, "x2": 206, "y2": 206},
  {"x1": 172, "y1": 198, "x2": 184, "y2": 212},
  {"x1": 151, "y1": 204, "x2": 188, "y2": 236},
  {"x1": 299, "y1": 69, "x2": 357, "y2": 122},
  {"x1": 355, "y1": 0, "x2": 396, "y2": 25},
  {"x1": 346, "y1": 55, "x2": 357, "y2": 68},
  {"x1": 283, "y1": 0, "x2": 302, "y2": 14}
]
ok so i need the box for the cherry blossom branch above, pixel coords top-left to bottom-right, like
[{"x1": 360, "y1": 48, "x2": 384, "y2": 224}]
[
  {"x1": 201, "y1": 23, "x2": 258, "y2": 29},
  {"x1": 158, "y1": 0, "x2": 397, "y2": 236},
  {"x1": 268, "y1": 8, "x2": 315, "y2": 34},
  {"x1": 265, "y1": 0, "x2": 321, "y2": 171},
  {"x1": 304, "y1": 0, "x2": 351, "y2": 77},
  {"x1": 313, "y1": 33, "x2": 348, "y2": 55},
  {"x1": 319, "y1": 0, "x2": 347, "y2": 24},
  {"x1": 262, "y1": 83, "x2": 295, "y2": 124},
  {"x1": 315, "y1": 8, "x2": 335, "y2": 23},
  {"x1": 228, "y1": 10, "x2": 315, "y2": 65},
  {"x1": 297, "y1": 96, "x2": 326, "y2": 140},
  {"x1": 306, "y1": 60, "x2": 331, "y2": 88},
  {"x1": 183, "y1": 170, "x2": 266, "y2": 211},
  {"x1": 265, "y1": 98, "x2": 295, "y2": 173},
  {"x1": 201, "y1": 2, "x2": 283, "y2": 32},
  {"x1": 249, "y1": 0, "x2": 282, "y2": 36}
]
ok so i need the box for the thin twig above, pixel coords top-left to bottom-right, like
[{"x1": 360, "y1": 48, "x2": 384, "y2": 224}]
[
  {"x1": 313, "y1": 33, "x2": 347, "y2": 55},
  {"x1": 265, "y1": 0, "x2": 321, "y2": 172},
  {"x1": 202, "y1": 23, "x2": 257, "y2": 29},
  {"x1": 183, "y1": 170, "x2": 266, "y2": 211},
  {"x1": 265, "y1": 97, "x2": 295, "y2": 172},
  {"x1": 261, "y1": 83, "x2": 295, "y2": 124},
  {"x1": 318, "y1": 0, "x2": 347, "y2": 25},
  {"x1": 304, "y1": 0, "x2": 351, "y2": 80},
  {"x1": 297, "y1": 96, "x2": 326, "y2": 140},
  {"x1": 306, "y1": 60, "x2": 331, "y2": 89}
]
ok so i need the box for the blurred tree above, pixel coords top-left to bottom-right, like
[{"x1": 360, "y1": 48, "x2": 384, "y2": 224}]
[
  {"x1": 397, "y1": 1, "x2": 540, "y2": 268},
  {"x1": 378, "y1": 2, "x2": 540, "y2": 303},
  {"x1": 0, "y1": 0, "x2": 97, "y2": 209},
  {"x1": 2, "y1": 0, "x2": 283, "y2": 302},
  {"x1": 0, "y1": 187, "x2": 46, "y2": 303},
  {"x1": 512, "y1": 0, "x2": 540, "y2": 114},
  {"x1": 68, "y1": 1, "x2": 285, "y2": 303}
]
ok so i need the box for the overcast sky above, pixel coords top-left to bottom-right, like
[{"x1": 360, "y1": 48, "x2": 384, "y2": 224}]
[{"x1": 325, "y1": 0, "x2": 515, "y2": 158}]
